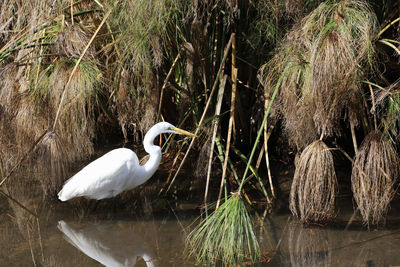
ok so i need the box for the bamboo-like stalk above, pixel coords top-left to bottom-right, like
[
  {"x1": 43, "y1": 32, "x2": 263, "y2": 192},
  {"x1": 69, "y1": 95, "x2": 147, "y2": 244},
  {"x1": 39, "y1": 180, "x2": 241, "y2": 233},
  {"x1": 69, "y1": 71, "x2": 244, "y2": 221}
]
[
  {"x1": 216, "y1": 32, "x2": 237, "y2": 209},
  {"x1": 204, "y1": 75, "x2": 227, "y2": 214},
  {"x1": 185, "y1": 65, "x2": 285, "y2": 266},
  {"x1": 264, "y1": 93, "x2": 276, "y2": 198},
  {"x1": 350, "y1": 121, "x2": 358, "y2": 153},
  {"x1": 26, "y1": 225, "x2": 36, "y2": 266},
  {"x1": 166, "y1": 33, "x2": 234, "y2": 192},
  {"x1": 376, "y1": 17, "x2": 400, "y2": 39},
  {"x1": 215, "y1": 137, "x2": 241, "y2": 186},
  {"x1": 238, "y1": 65, "x2": 288, "y2": 194},
  {"x1": 157, "y1": 52, "x2": 180, "y2": 120},
  {"x1": 70, "y1": 0, "x2": 74, "y2": 25},
  {"x1": 256, "y1": 141, "x2": 265, "y2": 169},
  {"x1": 369, "y1": 83, "x2": 378, "y2": 130},
  {"x1": 36, "y1": 218, "x2": 44, "y2": 263},
  {"x1": 379, "y1": 39, "x2": 400, "y2": 56}
]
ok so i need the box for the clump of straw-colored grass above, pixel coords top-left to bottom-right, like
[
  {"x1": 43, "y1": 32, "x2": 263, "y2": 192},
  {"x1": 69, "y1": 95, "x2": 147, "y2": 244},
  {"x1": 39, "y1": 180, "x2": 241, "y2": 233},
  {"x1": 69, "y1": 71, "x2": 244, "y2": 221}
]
[
  {"x1": 259, "y1": 0, "x2": 377, "y2": 149},
  {"x1": 260, "y1": 43, "x2": 317, "y2": 150},
  {"x1": 186, "y1": 194, "x2": 260, "y2": 266},
  {"x1": 306, "y1": 0, "x2": 377, "y2": 136},
  {"x1": 0, "y1": 63, "x2": 21, "y2": 114},
  {"x1": 351, "y1": 130, "x2": 399, "y2": 226},
  {"x1": 105, "y1": 0, "x2": 185, "y2": 135},
  {"x1": 55, "y1": 24, "x2": 95, "y2": 59},
  {"x1": 290, "y1": 140, "x2": 337, "y2": 224}
]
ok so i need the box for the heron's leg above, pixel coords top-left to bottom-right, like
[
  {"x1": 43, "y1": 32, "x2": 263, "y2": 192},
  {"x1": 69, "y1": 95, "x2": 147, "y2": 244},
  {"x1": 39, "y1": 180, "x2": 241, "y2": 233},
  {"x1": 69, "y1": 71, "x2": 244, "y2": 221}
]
[
  {"x1": 92, "y1": 200, "x2": 100, "y2": 212},
  {"x1": 113, "y1": 196, "x2": 118, "y2": 216},
  {"x1": 84, "y1": 199, "x2": 99, "y2": 217}
]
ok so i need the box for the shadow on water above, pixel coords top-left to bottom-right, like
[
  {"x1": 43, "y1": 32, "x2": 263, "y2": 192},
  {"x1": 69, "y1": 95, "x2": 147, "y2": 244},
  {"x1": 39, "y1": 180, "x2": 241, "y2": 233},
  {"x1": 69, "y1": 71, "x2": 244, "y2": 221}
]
[{"x1": 2, "y1": 155, "x2": 400, "y2": 266}]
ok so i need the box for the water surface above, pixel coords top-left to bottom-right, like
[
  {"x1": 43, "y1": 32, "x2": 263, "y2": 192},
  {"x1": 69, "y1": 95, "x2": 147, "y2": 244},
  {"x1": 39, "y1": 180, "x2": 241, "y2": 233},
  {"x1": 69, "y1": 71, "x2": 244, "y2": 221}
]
[{"x1": 2, "y1": 158, "x2": 400, "y2": 266}]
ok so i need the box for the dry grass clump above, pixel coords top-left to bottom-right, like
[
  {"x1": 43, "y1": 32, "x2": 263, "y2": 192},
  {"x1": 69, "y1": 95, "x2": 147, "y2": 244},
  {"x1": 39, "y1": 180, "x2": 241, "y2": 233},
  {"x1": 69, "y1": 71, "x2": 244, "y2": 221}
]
[
  {"x1": 114, "y1": 69, "x2": 159, "y2": 139},
  {"x1": 0, "y1": 0, "x2": 59, "y2": 42},
  {"x1": 2, "y1": 52, "x2": 101, "y2": 195},
  {"x1": 306, "y1": 0, "x2": 376, "y2": 136},
  {"x1": 260, "y1": 43, "x2": 317, "y2": 150},
  {"x1": 106, "y1": 0, "x2": 177, "y2": 71},
  {"x1": 54, "y1": 24, "x2": 95, "y2": 59},
  {"x1": 104, "y1": 0, "x2": 182, "y2": 135},
  {"x1": 289, "y1": 140, "x2": 337, "y2": 224},
  {"x1": 351, "y1": 130, "x2": 399, "y2": 226},
  {"x1": 0, "y1": 63, "x2": 22, "y2": 114},
  {"x1": 260, "y1": 0, "x2": 377, "y2": 149}
]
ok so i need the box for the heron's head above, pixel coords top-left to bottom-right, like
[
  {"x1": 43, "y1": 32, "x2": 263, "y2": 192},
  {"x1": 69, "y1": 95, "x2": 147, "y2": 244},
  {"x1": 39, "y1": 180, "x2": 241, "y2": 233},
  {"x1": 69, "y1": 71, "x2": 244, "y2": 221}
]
[{"x1": 154, "y1": 122, "x2": 196, "y2": 137}]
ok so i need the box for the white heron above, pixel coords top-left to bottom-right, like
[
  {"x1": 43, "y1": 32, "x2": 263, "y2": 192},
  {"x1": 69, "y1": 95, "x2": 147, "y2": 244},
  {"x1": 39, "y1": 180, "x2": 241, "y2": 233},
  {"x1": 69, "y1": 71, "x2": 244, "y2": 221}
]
[{"x1": 58, "y1": 122, "x2": 195, "y2": 202}]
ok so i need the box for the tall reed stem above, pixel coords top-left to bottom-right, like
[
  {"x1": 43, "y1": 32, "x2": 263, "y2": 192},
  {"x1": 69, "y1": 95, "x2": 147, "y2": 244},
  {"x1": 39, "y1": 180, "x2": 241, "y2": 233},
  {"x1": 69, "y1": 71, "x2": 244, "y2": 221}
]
[
  {"x1": 216, "y1": 33, "x2": 237, "y2": 209},
  {"x1": 204, "y1": 75, "x2": 227, "y2": 214},
  {"x1": 166, "y1": 33, "x2": 234, "y2": 192},
  {"x1": 238, "y1": 65, "x2": 288, "y2": 192}
]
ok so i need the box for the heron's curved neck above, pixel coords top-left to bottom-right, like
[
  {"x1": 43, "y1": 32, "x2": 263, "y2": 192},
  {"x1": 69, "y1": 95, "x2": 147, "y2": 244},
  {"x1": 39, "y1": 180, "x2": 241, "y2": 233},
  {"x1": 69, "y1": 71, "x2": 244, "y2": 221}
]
[{"x1": 138, "y1": 128, "x2": 162, "y2": 182}]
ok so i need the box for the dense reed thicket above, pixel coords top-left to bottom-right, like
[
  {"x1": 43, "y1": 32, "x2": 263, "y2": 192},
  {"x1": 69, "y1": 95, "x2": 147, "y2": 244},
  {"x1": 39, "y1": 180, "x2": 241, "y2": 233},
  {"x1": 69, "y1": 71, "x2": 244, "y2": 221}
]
[{"x1": 1, "y1": 0, "x2": 400, "y2": 265}]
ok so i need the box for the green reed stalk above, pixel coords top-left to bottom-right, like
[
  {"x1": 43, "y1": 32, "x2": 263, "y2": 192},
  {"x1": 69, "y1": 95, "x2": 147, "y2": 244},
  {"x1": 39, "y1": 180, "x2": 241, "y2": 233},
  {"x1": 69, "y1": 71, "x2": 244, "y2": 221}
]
[{"x1": 185, "y1": 65, "x2": 288, "y2": 266}]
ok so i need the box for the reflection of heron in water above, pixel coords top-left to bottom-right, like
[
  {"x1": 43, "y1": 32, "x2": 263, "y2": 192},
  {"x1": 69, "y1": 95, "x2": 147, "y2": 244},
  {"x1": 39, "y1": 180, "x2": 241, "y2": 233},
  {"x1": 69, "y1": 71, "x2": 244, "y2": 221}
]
[{"x1": 58, "y1": 220, "x2": 158, "y2": 267}]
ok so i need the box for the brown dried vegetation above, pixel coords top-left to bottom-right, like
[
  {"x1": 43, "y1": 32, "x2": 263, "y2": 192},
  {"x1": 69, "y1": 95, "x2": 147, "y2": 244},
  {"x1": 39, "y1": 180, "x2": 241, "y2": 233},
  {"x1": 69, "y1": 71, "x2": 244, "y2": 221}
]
[
  {"x1": 289, "y1": 140, "x2": 337, "y2": 224},
  {"x1": 260, "y1": 0, "x2": 376, "y2": 149},
  {"x1": 351, "y1": 131, "x2": 399, "y2": 226}
]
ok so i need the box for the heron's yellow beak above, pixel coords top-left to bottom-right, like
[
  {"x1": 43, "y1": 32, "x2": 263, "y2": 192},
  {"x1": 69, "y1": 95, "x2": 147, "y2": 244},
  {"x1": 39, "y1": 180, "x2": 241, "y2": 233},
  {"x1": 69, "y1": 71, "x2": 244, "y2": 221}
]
[{"x1": 171, "y1": 127, "x2": 196, "y2": 137}]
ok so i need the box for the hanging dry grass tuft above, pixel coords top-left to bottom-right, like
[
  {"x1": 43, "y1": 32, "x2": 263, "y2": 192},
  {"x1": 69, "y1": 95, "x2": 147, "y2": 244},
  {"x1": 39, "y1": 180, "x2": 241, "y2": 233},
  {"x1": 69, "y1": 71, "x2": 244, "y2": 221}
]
[
  {"x1": 351, "y1": 130, "x2": 399, "y2": 226},
  {"x1": 260, "y1": 42, "x2": 317, "y2": 150},
  {"x1": 115, "y1": 68, "x2": 159, "y2": 139},
  {"x1": 34, "y1": 131, "x2": 73, "y2": 195},
  {"x1": 105, "y1": 0, "x2": 184, "y2": 134},
  {"x1": 290, "y1": 140, "x2": 337, "y2": 224},
  {"x1": 305, "y1": 0, "x2": 377, "y2": 136},
  {"x1": 259, "y1": 0, "x2": 377, "y2": 148},
  {"x1": 0, "y1": 63, "x2": 23, "y2": 114},
  {"x1": 55, "y1": 24, "x2": 95, "y2": 59}
]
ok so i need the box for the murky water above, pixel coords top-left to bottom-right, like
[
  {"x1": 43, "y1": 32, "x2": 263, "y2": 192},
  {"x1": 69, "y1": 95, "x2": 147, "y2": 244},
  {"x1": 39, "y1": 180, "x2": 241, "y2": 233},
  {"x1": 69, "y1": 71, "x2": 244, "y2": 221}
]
[{"x1": 2, "y1": 156, "x2": 400, "y2": 266}]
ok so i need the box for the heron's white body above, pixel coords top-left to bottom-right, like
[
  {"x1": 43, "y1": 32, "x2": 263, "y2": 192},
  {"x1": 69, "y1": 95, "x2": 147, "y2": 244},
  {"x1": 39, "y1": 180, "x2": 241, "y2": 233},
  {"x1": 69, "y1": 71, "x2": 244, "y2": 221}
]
[{"x1": 57, "y1": 122, "x2": 190, "y2": 201}]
